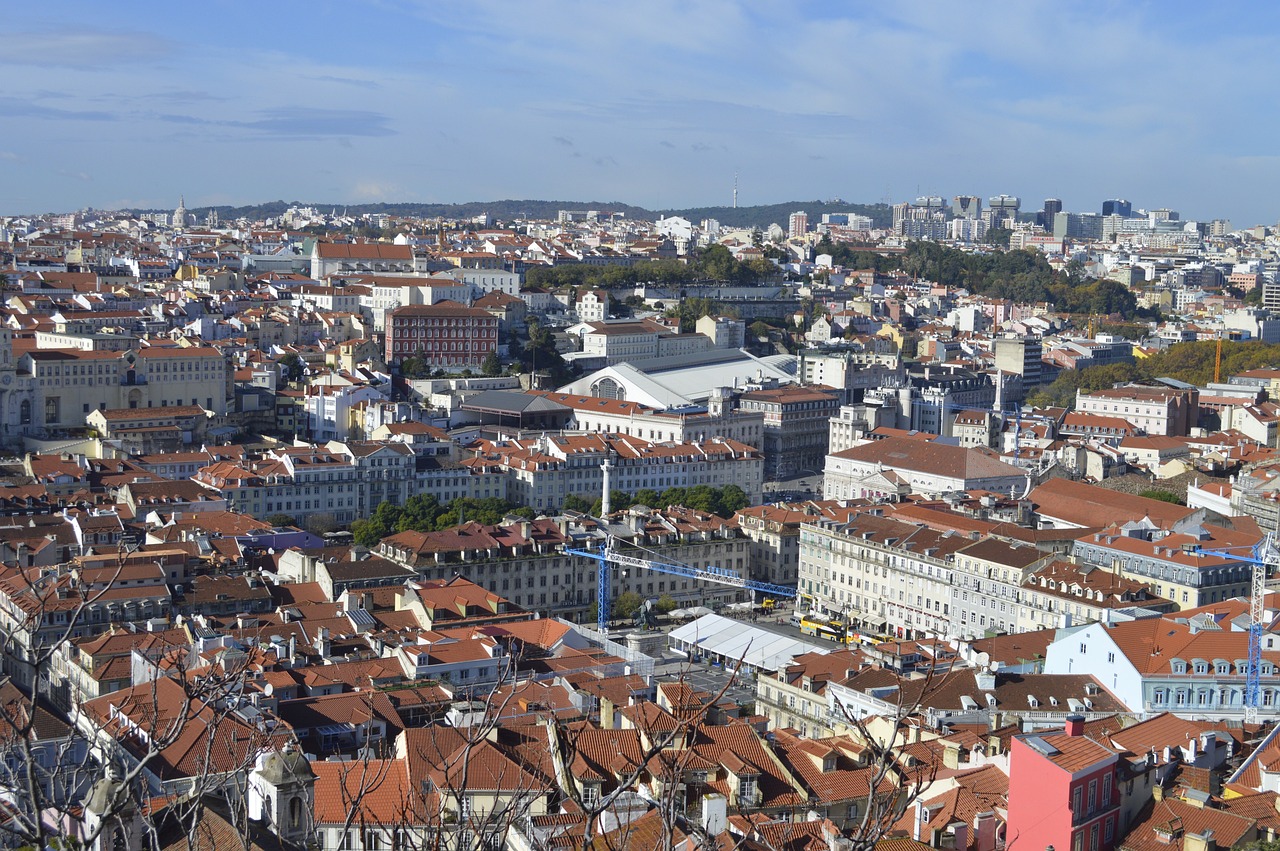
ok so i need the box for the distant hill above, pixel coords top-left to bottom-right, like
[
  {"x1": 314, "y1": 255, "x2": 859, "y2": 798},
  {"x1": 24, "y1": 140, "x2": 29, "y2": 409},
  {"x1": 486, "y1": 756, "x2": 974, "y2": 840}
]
[{"x1": 149, "y1": 198, "x2": 894, "y2": 230}]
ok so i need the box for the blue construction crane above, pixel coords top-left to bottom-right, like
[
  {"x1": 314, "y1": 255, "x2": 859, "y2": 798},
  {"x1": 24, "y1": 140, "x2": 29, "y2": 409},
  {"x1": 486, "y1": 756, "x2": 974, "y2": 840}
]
[
  {"x1": 1194, "y1": 533, "x2": 1277, "y2": 723},
  {"x1": 565, "y1": 543, "x2": 798, "y2": 634}
]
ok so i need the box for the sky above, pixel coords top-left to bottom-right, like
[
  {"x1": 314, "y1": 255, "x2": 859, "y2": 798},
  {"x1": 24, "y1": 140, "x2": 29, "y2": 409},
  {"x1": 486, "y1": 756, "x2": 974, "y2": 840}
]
[{"x1": 3, "y1": 1, "x2": 1280, "y2": 225}]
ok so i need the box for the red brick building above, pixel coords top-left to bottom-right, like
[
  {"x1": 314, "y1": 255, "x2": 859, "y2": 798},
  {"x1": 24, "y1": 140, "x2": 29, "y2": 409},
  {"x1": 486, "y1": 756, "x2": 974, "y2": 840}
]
[
  {"x1": 384, "y1": 301, "x2": 498, "y2": 367},
  {"x1": 1007, "y1": 715, "x2": 1121, "y2": 851}
]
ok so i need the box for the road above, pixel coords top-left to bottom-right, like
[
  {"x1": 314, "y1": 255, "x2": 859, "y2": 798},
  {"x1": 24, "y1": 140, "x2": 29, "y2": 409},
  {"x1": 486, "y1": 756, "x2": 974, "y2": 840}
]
[{"x1": 763, "y1": 471, "x2": 824, "y2": 501}]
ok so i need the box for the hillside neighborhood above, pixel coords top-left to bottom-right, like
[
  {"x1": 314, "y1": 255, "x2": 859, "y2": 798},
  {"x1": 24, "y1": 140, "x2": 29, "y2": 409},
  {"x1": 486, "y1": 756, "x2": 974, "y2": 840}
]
[{"x1": 6, "y1": 197, "x2": 1280, "y2": 850}]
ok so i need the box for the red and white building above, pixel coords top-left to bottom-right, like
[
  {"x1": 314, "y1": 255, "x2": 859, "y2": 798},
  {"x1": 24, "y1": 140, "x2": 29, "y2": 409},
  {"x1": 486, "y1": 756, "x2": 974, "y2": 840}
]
[{"x1": 384, "y1": 301, "x2": 498, "y2": 367}]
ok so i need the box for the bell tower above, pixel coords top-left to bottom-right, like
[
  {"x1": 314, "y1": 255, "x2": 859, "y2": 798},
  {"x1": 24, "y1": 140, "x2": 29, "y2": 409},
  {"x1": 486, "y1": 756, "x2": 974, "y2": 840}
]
[
  {"x1": 82, "y1": 764, "x2": 142, "y2": 851},
  {"x1": 248, "y1": 743, "x2": 316, "y2": 844}
]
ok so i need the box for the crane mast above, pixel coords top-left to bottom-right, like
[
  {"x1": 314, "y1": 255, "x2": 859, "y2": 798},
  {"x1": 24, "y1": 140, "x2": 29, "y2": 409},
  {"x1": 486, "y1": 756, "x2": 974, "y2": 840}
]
[{"x1": 1195, "y1": 533, "x2": 1276, "y2": 723}]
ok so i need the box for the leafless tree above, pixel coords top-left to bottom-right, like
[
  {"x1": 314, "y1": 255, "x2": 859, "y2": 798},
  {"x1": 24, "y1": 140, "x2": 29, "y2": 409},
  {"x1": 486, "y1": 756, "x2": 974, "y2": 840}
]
[
  {"x1": 825, "y1": 657, "x2": 958, "y2": 850},
  {"x1": 0, "y1": 558, "x2": 274, "y2": 851}
]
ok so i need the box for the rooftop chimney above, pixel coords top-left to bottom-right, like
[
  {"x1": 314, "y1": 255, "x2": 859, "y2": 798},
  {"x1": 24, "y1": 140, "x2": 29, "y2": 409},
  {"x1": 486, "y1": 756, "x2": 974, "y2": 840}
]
[{"x1": 1064, "y1": 714, "x2": 1085, "y2": 737}]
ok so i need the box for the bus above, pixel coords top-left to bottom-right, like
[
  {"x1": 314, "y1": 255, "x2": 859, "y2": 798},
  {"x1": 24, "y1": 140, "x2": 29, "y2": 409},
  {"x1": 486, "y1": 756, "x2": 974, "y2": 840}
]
[{"x1": 799, "y1": 616, "x2": 853, "y2": 644}]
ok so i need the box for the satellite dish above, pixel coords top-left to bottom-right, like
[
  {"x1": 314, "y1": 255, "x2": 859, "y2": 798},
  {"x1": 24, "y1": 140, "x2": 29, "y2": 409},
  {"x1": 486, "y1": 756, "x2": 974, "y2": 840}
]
[
  {"x1": 263, "y1": 683, "x2": 274, "y2": 697},
  {"x1": 267, "y1": 548, "x2": 275, "y2": 555},
  {"x1": 976, "y1": 651, "x2": 991, "y2": 667}
]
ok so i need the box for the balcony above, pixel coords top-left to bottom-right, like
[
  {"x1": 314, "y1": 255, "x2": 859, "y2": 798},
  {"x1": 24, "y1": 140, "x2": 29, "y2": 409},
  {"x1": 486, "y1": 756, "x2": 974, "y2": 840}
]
[{"x1": 1071, "y1": 799, "x2": 1119, "y2": 827}]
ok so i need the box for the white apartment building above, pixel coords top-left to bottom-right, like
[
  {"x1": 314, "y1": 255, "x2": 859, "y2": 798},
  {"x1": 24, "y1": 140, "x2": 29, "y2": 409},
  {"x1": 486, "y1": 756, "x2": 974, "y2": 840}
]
[
  {"x1": 360, "y1": 276, "x2": 473, "y2": 331},
  {"x1": 580, "y1": 319, "x2": 671, "y2": 365},
  {"x1": 948, "y1": 537, "x2": 1053, "y2": 639},
  {"x1": 823, "y1": 437, "x2": 1029, "y2": 502},
  {"x1": 468, "y1": 433, "x2": 764, "y2": 513},
  {"x1": 797, "y1": 513, "x2": 969, "y2": 640},
  {"x1": 1074, "y1": 385, "x2": 1198, "y2": 437},
  {"x1": 529, "y1": 389, "x2": 765, "y2": 448}
]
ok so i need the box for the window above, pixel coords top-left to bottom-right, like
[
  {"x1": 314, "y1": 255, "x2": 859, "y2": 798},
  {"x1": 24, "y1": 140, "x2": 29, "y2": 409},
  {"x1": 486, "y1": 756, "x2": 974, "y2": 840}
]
[{"x1": 738, "y1": 774, "x2": 757, "y2": 804}]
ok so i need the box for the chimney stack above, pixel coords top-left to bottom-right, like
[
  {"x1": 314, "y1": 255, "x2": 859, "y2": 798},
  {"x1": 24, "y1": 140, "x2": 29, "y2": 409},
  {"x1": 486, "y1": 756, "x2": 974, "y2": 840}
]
[{"x1": 1064, "y1": 714, "x2": 1085, "y2": 737}]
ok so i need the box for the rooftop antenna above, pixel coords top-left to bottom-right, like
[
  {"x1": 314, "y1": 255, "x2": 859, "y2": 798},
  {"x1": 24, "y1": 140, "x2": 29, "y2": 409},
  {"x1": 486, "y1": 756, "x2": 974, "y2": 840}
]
[{"x1": 733, "y1": 173, "x2": 738, "y2": 209}]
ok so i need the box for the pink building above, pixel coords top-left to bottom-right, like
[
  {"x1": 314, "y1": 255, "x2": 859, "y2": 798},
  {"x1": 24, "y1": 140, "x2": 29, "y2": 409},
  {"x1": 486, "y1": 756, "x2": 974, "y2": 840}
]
[{"x1": 1006, "y1": 715, "x2": 1121, "y2": 851}]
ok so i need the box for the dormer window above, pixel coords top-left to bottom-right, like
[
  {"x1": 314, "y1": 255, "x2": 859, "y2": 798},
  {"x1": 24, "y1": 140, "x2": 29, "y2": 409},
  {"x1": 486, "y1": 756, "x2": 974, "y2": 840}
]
[
  {"x1": 737, "y1": 773, "x2": 758, "y2": 805},
  {"x1": 582, "y1": 782, "x2": 600, "y2": 806}
]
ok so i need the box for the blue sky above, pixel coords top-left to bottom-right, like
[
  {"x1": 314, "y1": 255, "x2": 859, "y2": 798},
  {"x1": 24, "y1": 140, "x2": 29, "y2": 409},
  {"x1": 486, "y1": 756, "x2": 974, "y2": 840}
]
[{"x1": 3, "y1": 1, "x2": 1279, "y2": 225}]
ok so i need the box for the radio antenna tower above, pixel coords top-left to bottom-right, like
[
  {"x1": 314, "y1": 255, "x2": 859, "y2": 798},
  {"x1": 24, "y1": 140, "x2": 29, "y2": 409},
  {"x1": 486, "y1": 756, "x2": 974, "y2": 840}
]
[{"x1": 733, "y1": 173, "x2": 738, "y2": 209}]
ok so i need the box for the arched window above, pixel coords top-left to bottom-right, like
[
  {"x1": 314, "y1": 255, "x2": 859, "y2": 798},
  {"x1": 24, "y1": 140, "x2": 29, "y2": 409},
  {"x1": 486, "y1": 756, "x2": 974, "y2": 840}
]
[
  {"x1": 289, "y1": 796, "x2": 303, "y2": 829},
  {"x1": 19, "y1": 399, "x2": 30, "y2": 425},
  {"x1": 591, "y1": 377, "x2": 623, "y2": 401}
]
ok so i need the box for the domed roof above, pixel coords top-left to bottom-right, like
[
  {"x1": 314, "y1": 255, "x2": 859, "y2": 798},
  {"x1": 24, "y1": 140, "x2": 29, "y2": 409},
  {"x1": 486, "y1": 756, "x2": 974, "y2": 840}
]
[{"x1": 256, "y1": 746, "x2": 316, "y2": 785}]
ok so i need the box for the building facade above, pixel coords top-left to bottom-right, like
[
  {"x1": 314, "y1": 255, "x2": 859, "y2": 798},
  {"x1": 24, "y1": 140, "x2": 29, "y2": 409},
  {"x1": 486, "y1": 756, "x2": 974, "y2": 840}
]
[{"x1": 384, "y1": 301, "x2": 499, "y2": 367}]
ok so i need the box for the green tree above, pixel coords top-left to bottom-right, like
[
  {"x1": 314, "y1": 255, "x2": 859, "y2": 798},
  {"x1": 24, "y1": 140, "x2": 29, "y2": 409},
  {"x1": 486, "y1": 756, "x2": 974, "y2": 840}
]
[
  {"x1": 655, "y1": 594, "x2": 678, "y2": 614},
  {"x1": 265, "y1": 513, "x2": 296, "y2": 528},
  {"x1": 562, "y1": 493, "x2": 592, "y2": 513},
  {"x1": 659, "y1": 486, "x2": 689, "y2": 508},
  {"x1": 350, "y1": 518, "x2": 384, "y2": 547},
  {"x1": 520, "y1": 318, "x2": 573, "y2": 385},
  {"x1": 399, "y1": 356, "x2": 431, "y2": 379},
  {"x1": 277, "y1": 353, "x2": 305, "y2": 384},
  {"x1": 393, "y1": 494, "x2": 441, "y2": 532},
  {"x1": 633, "y1": 489, "x2": 661, "y2": 507},
  {"x1": 718, "y1": 484, "x2": 750, "y2": 516},
  {"x1": 684, "y1": 485, "x2": 722, "y2": 516},
  {"x1": 481, "y1": 350, "x2": 502, "y2": 376},
  {"x1": 1139, "y1": 489, "x2": 1185, "y2": 505},
  {"x1": 611, "y1": 590, "x2": 645, "y2": 622},
  {"x1": 984, "y1": 227, "x2": 1012, "y2": 249}
]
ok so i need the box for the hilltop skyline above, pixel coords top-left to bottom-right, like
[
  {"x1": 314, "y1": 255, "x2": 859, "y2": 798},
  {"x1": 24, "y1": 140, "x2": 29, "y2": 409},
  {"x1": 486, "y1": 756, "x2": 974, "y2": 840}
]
[{"x1": 4, "y1": 2, "x2": 1280, "y2": 225}]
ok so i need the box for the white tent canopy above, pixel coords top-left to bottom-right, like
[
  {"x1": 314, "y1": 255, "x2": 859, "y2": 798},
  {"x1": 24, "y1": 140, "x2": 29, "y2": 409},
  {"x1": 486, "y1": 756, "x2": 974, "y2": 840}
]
[{"x1": 667, "y1": 613, "x2": 824, "y2": 674}]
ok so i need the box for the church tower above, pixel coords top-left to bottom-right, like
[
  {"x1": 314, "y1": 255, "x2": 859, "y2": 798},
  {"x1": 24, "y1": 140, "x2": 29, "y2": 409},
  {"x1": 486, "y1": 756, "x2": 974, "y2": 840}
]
[
  {"x1": 173, "y1": 195, "x2": 187, "y2": 229},
  {"x1": 248, "y1": 743, "x2": 316, "y2": 844},
  {"x1": 82, "y1": 765, "x2": 143, "y2": 851}
]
